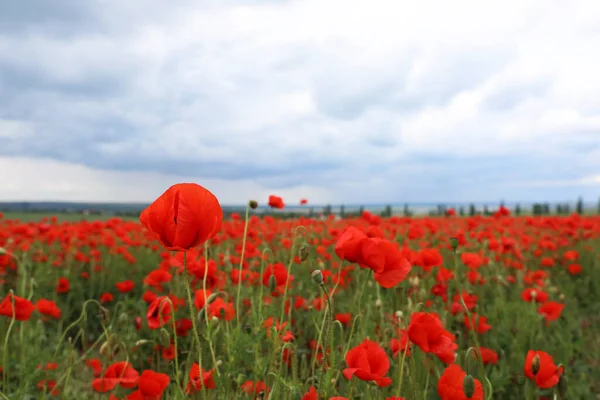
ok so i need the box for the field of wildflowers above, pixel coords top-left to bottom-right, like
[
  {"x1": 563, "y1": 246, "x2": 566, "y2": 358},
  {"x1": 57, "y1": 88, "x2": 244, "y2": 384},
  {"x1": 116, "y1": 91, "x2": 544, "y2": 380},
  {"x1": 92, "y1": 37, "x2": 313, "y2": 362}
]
[{"x1": 0, "y1": 183, "x2": 599, "y2": 399}]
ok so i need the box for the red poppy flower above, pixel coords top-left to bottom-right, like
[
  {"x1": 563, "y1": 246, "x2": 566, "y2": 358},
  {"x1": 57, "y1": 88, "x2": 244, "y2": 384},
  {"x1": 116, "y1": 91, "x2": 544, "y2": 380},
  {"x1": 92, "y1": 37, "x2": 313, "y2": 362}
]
[
  {"x1": 408, "y1": 312, "x2": 457, "y2": 363},
  {"x1": 437, "y1": 364, "x2": 484, "y2": 400},
  {"x1": 92, "y1": 362, "x2": 139, "y2": 392},
  {"x1": 36, "y1": 299, "x2": 61, "y2": 319},
  {"x1": 390, "y1": 328, "x2": 411, "y2": 358},
  {"x1": 241, "y1": 380, "x2": 269, "y2": 399},
  {"x1": 146, "y1": 296, "x2": 172, "y2": 329},
  {"x1": 335, "y1": 227, "x2": 367, "y2": 264},
  {"x1": 359, "y1": 238, "x2": 412, "y2": 288},
  {"x1": 343, "y1": 339, "x2": 392, "y2": 387},
  {"x1": 56, "y1": 277, "x2": 70, "y2": 294},
  {"x1": 268, "y1": 195, "x2": 285, "y2": 209},
  {"x1": 0, "y1": 293, "x2": 35, "y2": 321},
  {"x1": 302, "y1": 386, "x2": 317, "y2": 400},
  {"x1": 474, "y1": 347, "x2": 499, "y2": 365},
  {"x1": 116, "y1": 280, "x2": 135, "y2": 293},
  {"x1": 185, "y1": 364, "x2": 216, "y2": 394},
  {"x1": 126, "y1": 370, "x2": 169, "y2": 400},
  {"x1": 537, "y1": 301, "x2": 564, "y2": 324},
  {"x1": 140, "y1": 183, "x2": 223, "y2": 251},
  {"x1": 524, "y1": 350, "x2": 563, "y2": 389}
]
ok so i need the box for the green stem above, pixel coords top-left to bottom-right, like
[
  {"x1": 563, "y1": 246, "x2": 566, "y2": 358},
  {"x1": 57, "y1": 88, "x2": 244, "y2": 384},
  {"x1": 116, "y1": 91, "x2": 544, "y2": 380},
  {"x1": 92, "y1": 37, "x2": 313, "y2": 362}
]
[
  {"x1": 235, "y1": 204, "x2": 251, "y2": 325},
  {"x1": 453, "y1": 248, "x2": 493, "y2": 400},
  {"x1": 183, "y1": 251, "x2": 207, "y2": 400},
  {"x1": 1, "y1": 291, "x2": 16, "y2": 392},
  {"x1": 279, "y1": 226, "x2": 307, "y2": 324},
  {"x1": 396, "y1": 333, "x2": 410, "y2": 397}
]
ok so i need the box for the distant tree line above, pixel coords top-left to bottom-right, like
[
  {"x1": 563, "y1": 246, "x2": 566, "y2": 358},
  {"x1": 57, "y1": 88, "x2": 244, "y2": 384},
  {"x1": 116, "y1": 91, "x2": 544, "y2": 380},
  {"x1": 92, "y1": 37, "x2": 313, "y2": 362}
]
[{"x1": 1, "y1": 197, "x2": 599, "y2": 219}]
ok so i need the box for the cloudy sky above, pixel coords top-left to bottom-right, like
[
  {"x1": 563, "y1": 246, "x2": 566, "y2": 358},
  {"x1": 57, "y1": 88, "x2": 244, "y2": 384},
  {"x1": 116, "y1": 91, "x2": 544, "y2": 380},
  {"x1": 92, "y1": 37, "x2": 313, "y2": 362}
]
[{"x1": 1, "y1": 0, "x2": 599, "y2": 205}]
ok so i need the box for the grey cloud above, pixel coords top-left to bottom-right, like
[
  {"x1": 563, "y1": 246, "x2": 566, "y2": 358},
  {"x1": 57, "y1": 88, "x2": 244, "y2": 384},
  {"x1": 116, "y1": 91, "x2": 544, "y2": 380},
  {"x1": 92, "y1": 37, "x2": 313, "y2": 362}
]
[
  {"x1": 312, "y1": 47, "x2": 514, "y2": 120},
  {"x1": 0, "y1": 1, "x2": 99, "y2": 36},
  {"x1": 1, "y1": 0, "x2": 600, "y2": 203}
]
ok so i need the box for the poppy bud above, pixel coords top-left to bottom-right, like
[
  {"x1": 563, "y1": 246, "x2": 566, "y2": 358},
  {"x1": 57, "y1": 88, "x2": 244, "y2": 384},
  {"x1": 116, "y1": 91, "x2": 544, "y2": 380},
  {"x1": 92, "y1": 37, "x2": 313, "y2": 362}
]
[
  {"x1": 299, "y1": 244, "x2": 310, "y2": 262},
  {"x1": 559, "y1": 293, "x2": 565, "y2": 302},
  {"x1": 211, "y1": 316, "x2": 219, "y2": 324},
  {"x1": 531, "y1": 354, "x2": 541, "y2": 376},
  {"x1": 0, "y1": 247, "x2": 6, "y2": 255},
  {"x1": 248, "y1": 200, "x2": 258, "y2": 209},
  {"x1": 311, "y1": 270, "x2": 324, "y2": 285},
  {"x1": 449, "y1": 237, "x2": 459, "y2": 250},
  {"x1": 99, "y1": 341, "x2": 111, "y2": 356},
  {"x1": 159, "y1": 328, "x2": 171, "y2": 348},
  {"x1": 557, "y1": 372, "x2": 567, "y2": 398},
  {"x1": 463, "y1": 374, "x2": 475, "y2": 398},
  {"x1": 197, "y1": 308, "x2": 207, "y2": 322},
  {"x1": 268, "y1": 275, "x2": 278, "y2": 292},
  {"x1": 375, "y1": 299, "x2": 382, "y2": 308},
  {"x1": 205, "y1": 293, "x2": 219, "y2": 306},
  {"x1": 135, "y1": 339, "x2": 151, "y2": 347}
]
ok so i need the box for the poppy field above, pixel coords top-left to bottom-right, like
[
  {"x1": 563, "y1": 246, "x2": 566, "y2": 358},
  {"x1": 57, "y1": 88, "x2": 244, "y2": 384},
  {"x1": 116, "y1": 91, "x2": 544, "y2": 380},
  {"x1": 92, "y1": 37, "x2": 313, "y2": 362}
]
[{"x1": 1, "y1": 183, "x2": 599, "y2": 399}]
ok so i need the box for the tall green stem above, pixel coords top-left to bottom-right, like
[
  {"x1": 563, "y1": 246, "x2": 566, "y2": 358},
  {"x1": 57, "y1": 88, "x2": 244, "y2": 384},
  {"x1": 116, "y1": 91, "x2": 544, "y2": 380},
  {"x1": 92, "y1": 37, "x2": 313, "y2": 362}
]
[
  {"x1": 236, "y1": 204, "x2": 251, "y2": 325},
  {"x1": 183, "y1": 251, "x2": 207, "y2": 400},
  {"x1": 452, "y1": 247, "x2": 493, "y2": 400}
]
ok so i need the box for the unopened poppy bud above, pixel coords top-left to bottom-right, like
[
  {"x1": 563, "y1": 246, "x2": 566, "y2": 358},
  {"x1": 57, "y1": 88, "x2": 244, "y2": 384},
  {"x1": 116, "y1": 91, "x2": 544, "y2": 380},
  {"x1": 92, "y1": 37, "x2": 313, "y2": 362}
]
[
  {"x1": 99, "y1": 341, "x2": 111, "y2": 356},
  {"x1": 463, "y1": 374, "x2": 475, "y2": 398},
  {"x1": 268, "y1": 274, "x2": 278, "y2": 292},
  {"x1": 557, "y1": 372, "x2": 567, "y2": 398},
  {"x1": 311, "y1": 270, "x2": 323, "y2": 285},
  {"x1": 395, "y1": 311, "x2": 403, "y2": 320},
  {"x1": 236, "y1": 374, "x2": 246, "y2": 385},
  {"x1": 197, "y1": 308, "x2": 207, "y2": 322},
  {"x1": 375, "y1": 299, "x2": 382, "y2": 308},
  {"x1": 531, "y1": 354, "x2": 541, "y2": 376},
  {"x1": 299, "y1": 244, "x2": 310, "y2": 262},
  {"x1": 135, "y1": 339, "x2": 151, "y2": 347},
  {"x1": 559, "y1": 293, "x2": 565, "y2": 302},
  {"x1": 449, "y1": 237, "x2": 459, "y2": 250},
  {"x1": 0, "y1": 247, "x2": 6, "y2": 255},
  {"x1": 159, "y1": 329, "x2": 171, "y2": 347},
  {"x1": 205, "y1": 293, "x2": 219, "y2": 306},
  {"x1": 211, "y1": 316, "x2": 219, "y2": 324},
  {"x1": 248, "y1": 200, "x2": 258, "y2": 209}
]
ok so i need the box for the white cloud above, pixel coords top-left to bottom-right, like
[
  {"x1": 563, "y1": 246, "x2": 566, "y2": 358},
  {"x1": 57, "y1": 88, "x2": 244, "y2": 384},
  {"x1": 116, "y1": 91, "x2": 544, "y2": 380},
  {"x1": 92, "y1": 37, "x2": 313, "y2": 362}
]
[
  {"x1": 0, "y1": 0, "x2": 599, "y2": 203},
  {"x1": 0, "y1": 156, "x2": 332, "y2": 204}
]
